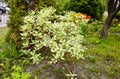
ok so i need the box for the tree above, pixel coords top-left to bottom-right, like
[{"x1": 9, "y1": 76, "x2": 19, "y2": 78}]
[
  {"x1": 6, "y1": 0, "x2": 29, "y2": 50},
  {"x1": 100, "y1": 0, "x2": 120, "y2": 39}
]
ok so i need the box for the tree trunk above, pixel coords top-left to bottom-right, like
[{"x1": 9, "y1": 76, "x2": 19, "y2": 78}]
[
  {"x1": 100, "y1": 0, "x2": 120, "y2": 39},
  {"x1": 100, "y1": 15, "x2": 114, "y2": 39}
]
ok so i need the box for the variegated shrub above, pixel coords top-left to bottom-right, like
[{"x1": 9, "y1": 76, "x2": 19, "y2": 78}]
[
  {"x1": 20, "y1": 7, "x2": 88, "y2": 78},
  {"x1": 20, "y1": 7, "x2": 87, "y2": 64}
]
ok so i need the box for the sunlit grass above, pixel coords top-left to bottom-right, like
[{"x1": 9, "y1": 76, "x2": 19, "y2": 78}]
[
  {"x1": 86, "y1": 26, "x2": 120, "y2": 62},
  {"x1": 0, "y1": 27, "x2": 8, "y2": 45},
  {"x1": 83, "y1": 26, "x2": 120, "y2": 78}
]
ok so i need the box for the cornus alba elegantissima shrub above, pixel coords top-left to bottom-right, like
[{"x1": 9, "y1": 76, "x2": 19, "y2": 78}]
[{"x1": 20, "y1": 7, "x2": 88, "y2": 78}]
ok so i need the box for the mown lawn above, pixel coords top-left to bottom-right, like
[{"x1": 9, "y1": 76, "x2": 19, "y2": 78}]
[
  {"x1": 0, "y1": 27, "x2": 8, "y2": 45},
  {"x1": 84, "y1": 26, "x2": 120, "y2": 79},
  {"x1": 87, "y1": 27, "x2": 120, "y2": 62},
  {"x1": 0, "y1": 27, "x2": 8, "y2": 51}
]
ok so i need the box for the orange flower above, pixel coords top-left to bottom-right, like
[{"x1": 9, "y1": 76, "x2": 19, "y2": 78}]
[
  {"x1": 84, "y1": 14, "x2": 91, "y2": 19},
  {"x1": 75, "y1": 13, "x2": 91, "y2": 20},
  {"x1": 86, "y1": 16, "x2": 91, "y2": 19},
  {"x1": 84, "y1": 14, "x2": 88, "y2": 18}
]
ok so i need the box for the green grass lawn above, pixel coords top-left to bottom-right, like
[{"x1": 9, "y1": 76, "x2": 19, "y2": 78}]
[
  {"x1": 0, "y1": 27, "x2": 8, "y2": 52},
  {"x1": 86, "y1": 26, "x2": 120, "y2": 61},
  {"x1": 0, "y1": 27, "x2": 8, "y2": 45},
  {"x1": 84, "y1": 26, "x2": 120, "y2": 79}
]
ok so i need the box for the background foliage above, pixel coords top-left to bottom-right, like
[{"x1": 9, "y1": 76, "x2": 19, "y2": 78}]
[{"x1": 65, "y1": 0, "x2": 105, "y2": 20}]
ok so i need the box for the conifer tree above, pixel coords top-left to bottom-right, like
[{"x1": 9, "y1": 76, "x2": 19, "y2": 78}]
[{"x1": 6, "y1": 0, "x2": 28, "y2": 49}]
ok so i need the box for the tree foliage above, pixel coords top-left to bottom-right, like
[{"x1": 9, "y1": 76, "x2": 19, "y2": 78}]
[
  {"x1": 6, "y1": 0, "x2": 28, "y2": 49},
  {"x1": 65, "y1": 0, "x2": 105, "y2": 20}
]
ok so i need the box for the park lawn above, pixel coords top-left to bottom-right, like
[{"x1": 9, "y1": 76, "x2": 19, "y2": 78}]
[
  {"x1": 0, "y1": 27, "x2": 8, "y2": 44},
  {"x1": 84, "y1": 26, "x2": 120, "y2": 78},
  {"x1": 87, "y1": 26, "x2": 120, "y2": 61},
  {"x1": 0, "y1": 27, "x2": 8, "y2": 49}
]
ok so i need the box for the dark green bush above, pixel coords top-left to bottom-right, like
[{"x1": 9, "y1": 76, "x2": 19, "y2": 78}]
[
  {"x1": 6, "y1": 0, "x2": 28, "y2": 50},
  {"x1": 65, "y1": 0, "x2": 105, "y2": 20}
]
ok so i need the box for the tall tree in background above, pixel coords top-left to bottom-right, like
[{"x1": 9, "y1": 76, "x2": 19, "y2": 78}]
[
  {"x1": 6, "y1": 0, "x2": 29, "y2": 50},
  {"x1": 100, "y1": 0, "x2": 120, "y2": 39}
]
